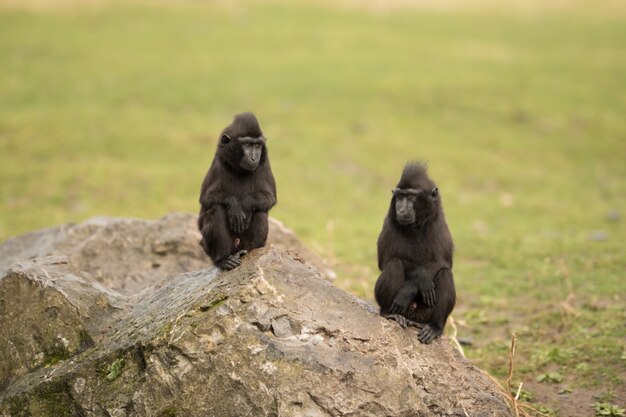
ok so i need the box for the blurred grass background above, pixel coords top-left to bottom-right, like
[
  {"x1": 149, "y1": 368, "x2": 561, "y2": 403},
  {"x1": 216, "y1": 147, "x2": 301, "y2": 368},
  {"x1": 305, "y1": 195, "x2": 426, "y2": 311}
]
[{"x1": 0, "y1": 0, "x2": 624, "y2": 415}]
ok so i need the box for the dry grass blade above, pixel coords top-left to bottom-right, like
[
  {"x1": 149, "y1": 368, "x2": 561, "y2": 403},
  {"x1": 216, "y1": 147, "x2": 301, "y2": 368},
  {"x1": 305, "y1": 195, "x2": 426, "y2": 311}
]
[
  {"x1": 448, "y1": 315, "x2": 466, "y2": 357},
  {"x1": 514, "y1": 381, "x2": 523, "y2": 401},
  {"x1": 506, "y1": 333, "x2": 520, "y2": 417},
  {"x1": 475, "y1": 332, "x2": 535, "y2": 417}
]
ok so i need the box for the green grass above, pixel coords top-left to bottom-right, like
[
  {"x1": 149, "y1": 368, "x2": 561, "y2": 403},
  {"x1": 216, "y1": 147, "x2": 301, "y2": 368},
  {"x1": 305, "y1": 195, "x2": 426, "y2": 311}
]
[{"x1": 1, "y1": 2, "x2": 625, "y2": 414}]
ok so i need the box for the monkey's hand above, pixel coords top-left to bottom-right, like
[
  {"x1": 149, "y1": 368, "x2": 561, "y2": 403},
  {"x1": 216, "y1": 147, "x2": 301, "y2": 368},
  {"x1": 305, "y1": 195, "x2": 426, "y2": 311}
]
[
  {"x1": 389, "y1": 291, "x2": 414, "y2": 316},
  {"x1": 417, "y1": 278, "x2": 436, "y2": 307},
  {"x1": 227, "y1": 207, "x2": 247, "y2": 234}
]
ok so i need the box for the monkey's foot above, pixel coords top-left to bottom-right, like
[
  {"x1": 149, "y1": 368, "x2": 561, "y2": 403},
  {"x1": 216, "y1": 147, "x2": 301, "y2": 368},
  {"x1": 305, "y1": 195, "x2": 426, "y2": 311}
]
[
  {"x1": 384, "y1": 314, "x2": 420, "y2": 329},
  {"x1": 417, "y1": 324, "x2": 443, "y2": 344},
  {"x1": 215, "y1": 250, "x2": 248, "y2": 271}
]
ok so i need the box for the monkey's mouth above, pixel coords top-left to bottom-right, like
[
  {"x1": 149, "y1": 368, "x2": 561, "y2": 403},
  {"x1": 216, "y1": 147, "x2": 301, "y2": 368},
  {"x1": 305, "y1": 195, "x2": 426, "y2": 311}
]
[
  {"x1": 396, "y1": 216, "x2": 415, "y2": 225},
  {"x1": 240, "y1": 161, "x2": 259, "y2": 171}
]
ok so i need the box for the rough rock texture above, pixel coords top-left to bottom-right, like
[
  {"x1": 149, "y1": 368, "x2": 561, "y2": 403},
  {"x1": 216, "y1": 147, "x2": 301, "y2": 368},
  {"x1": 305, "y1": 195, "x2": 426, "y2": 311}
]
[
  {"x1": 0, "y1": 216, "x2": 511, "y2": 417},
  {"x1": 0, "y1": 213, "x2": 334, "y2": 296},
  {"x1": 0, "y1": 256, "x2": 128, "y2": 387}
]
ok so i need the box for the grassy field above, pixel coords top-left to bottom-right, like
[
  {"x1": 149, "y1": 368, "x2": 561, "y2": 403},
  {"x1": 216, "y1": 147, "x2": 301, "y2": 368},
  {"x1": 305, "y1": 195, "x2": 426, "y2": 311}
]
[{"x1": 1, "y1": 1, "x2": 625, "y2": 415}]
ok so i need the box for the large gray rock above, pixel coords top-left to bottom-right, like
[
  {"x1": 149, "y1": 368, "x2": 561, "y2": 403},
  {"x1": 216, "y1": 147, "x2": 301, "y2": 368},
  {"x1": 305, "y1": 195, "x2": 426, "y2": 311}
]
[{"x1": 0, "y1": 217, "x2": 511, "y2": 417}]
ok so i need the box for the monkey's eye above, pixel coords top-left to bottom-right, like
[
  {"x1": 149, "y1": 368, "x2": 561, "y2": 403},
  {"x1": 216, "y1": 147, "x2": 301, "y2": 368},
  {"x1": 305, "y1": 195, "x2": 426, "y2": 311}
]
[{"x1": 431, "y1": 187, "x2": 439, "y2": 199}]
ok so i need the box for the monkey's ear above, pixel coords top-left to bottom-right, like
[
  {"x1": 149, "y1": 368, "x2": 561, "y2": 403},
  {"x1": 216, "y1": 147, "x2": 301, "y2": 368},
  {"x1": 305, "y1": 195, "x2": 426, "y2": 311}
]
[
  {"x1": 220, "y1": 134, "x2": 231, "y2": 145},
  {"x1": 431, "y1": 187, "x2": 439, "y2": 200}
]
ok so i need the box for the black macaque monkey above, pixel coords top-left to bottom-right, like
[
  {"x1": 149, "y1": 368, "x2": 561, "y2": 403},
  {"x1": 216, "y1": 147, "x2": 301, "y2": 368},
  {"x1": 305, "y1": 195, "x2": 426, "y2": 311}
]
[
  {"x1": 374, "y1": 162, "x2": 456, "y2": 344},
  {"x1": 198, "y1": 112, "x2": 277, "y2": 270}
]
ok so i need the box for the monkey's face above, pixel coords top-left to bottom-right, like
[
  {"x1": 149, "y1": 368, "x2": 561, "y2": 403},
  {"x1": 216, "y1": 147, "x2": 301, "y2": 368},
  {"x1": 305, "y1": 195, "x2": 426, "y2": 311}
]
[
  {"x1": 392, "y1": 187, "x2": 439, "y2": 226},
  {"x1": 394, "y1": 190, "x2": 418, "y2": 225},
  {"x1": 219, "y1": 133, "x2": 266, "y2": 172},
  {"x1": 238, "y1": 136, "x2": 266, "y2": 171}
]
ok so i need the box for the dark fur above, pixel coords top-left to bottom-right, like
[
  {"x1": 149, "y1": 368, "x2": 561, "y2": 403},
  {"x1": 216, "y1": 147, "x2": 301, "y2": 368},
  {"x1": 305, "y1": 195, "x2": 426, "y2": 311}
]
[
  {"x1": 198, "y1": 112, "x2": 277, "y2": 269},
  {"x1": 374, "y1": 161, "x2": 456, "y2": 343}
]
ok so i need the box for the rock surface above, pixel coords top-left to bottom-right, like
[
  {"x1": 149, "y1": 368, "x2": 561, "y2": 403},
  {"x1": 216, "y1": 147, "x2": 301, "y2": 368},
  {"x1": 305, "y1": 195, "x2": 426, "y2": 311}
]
[
  {"x1": 0, "y1": 215, "x2": 511, "y2": 417},
  {"x1": 0, "y1": 213, "x2": 334, "y2": 296}
]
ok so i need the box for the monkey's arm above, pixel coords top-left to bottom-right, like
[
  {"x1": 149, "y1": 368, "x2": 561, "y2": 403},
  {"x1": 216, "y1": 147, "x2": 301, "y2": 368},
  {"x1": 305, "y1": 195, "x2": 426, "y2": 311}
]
[
  {"x1": 408, "y1": 267, "x2": 436, "y2": 307},
  {"x1": 241, "y1": 190, "x2": 277, "y2": 214},
  {"x1": 200, "y1": 185, "x2": 237, "y2": 208},
  {"x1": 201, "y1": 192, "x2": 246, "y2": 235},
  {"x1": 389, "y1": 280, "x2": 420, "y2": 316},
  {"x1": 376, "y1": 225, "x2": 393, "y2": 271},
  {"x1": 222, "y1": 195, "x2": 247, "y2": 234},
  {"x1": 199, "y1": 176, "x2": 248, "y2": 234},
  {"x1": 407, "y1": 262, "x2": 451, "y2": 307}
]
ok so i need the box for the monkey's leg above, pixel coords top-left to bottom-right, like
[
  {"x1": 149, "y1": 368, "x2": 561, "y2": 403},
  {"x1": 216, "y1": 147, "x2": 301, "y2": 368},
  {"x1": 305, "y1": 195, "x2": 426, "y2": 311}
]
[
  {"x1": 216, "y1": 250, "x2": 249, "y2": 270},
  {"x1": 199, "y1": 206, "x2": 240, "y2": 270},
  {"x1": 375, "y1": 258, "x2": 419, "y2": 329},
  {"x1": 375, "y1": 258, "x2": 404, "y2": 312},
  {"x1": 238, "y1": 211, "x2": 269, "y2": 251},
  {"x1": 418, "y1": 268, "x2": 456, "y2": 344}
]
